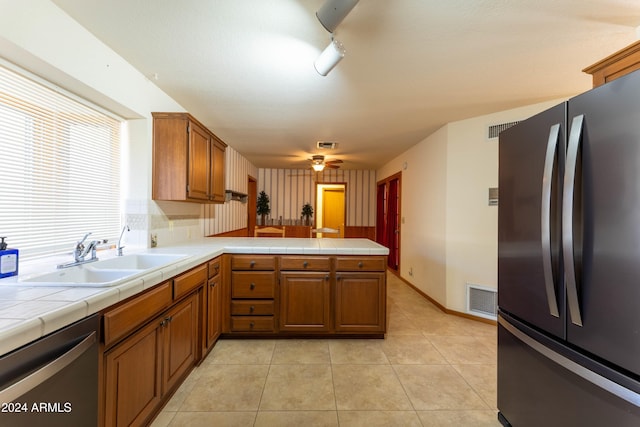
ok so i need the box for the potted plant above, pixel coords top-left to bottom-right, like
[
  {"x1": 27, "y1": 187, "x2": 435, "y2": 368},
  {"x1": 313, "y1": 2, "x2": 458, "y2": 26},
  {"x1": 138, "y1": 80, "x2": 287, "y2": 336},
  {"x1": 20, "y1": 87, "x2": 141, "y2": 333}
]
[
  {"x1": 257, "y1": 191, "x2": 271, "y2": 225},
  {"x1": 301, "y1": 202, "x2": 314, "y2": 226}
]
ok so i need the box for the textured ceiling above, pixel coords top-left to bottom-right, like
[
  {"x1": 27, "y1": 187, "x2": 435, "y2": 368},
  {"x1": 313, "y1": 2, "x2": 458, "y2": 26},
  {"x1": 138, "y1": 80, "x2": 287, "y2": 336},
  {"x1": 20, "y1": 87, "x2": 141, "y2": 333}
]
[{"x1": 52, "y1": 0, "x2": 640, "y2": 169}]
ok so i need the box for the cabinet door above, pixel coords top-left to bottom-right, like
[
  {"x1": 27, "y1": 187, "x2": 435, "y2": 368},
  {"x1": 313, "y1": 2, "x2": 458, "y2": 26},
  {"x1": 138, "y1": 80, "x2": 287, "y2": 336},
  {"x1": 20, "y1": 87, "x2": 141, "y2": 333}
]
[
  {"x1": 162, "y1": 294, "x2": 199, "y2": 394},
  {"x1": 187, "y1": 121, "x2": 210, "y2": 201},
  {"x1": 335, "y1": 272, "x2": 386, "y2": 332},
  {"x1": 280, "y1": 272, "x2": 331, "y2": 332},
  {"x1": 210, "y1": 138, "x2": 225, "y2": 203},
  {"x1": 206, "y1": 275, "x2": 222, "y2": 350},
  {"x1": 104, "y1": 320, "x2": 162, "y2": 427}
]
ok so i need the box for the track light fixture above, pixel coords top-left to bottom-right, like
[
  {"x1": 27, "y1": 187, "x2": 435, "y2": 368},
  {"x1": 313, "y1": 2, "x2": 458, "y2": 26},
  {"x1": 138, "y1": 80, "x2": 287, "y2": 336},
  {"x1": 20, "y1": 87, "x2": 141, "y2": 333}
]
[
  {"x1": 316, "y1": 0, "x2": 360, "y2": 33},
  {"x1": 314, "y1": 38, "x2": 345, "y2": 76}
]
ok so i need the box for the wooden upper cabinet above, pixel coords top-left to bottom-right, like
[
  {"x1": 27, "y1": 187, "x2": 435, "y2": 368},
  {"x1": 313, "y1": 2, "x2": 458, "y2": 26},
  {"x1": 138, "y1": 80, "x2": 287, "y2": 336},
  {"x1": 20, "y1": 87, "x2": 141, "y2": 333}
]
[
  {"x1": 210, "y1": 136, "x2": 226, "y2": 203},
  {"x1": 583, "y1": 41, "x2": 640, "y2": 88},
  {"x1": 187, "y1": 121, "x2": 211, "y2": 201},
  {"x1": 152, "y1": 112, "x2": 227, "y2": 203}
]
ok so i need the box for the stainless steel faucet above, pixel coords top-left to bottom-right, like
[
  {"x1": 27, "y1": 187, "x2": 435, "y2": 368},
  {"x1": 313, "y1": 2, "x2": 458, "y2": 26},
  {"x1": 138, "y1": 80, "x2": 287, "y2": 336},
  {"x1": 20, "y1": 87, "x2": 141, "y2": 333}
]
[
  {"x1": 117, "y1": 225, "x2": 130, "y2": 256},
  {"x1": 57, "y1": 232, "x2": 104, "y2": 269}
]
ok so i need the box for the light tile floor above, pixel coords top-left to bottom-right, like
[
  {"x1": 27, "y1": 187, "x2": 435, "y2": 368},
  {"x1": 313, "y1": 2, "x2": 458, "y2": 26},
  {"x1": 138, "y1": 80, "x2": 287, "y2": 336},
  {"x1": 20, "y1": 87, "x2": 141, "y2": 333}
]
[{"x1": 151, "y1": 273, "x2": 500, "y2": 426}]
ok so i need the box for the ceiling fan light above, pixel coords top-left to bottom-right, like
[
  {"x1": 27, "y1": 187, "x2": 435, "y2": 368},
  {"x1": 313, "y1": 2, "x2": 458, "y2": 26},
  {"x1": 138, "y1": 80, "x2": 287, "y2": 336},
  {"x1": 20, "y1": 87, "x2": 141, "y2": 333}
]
[
  {"x1": 312, "y1": 163, "x2": 325, "y2": 172},
  {"x1": 314, "y1": 39, "x2": 345, "y2": 76},
  {"x1": 316, "y1": 0, "x2": 360, "y2": 33}
]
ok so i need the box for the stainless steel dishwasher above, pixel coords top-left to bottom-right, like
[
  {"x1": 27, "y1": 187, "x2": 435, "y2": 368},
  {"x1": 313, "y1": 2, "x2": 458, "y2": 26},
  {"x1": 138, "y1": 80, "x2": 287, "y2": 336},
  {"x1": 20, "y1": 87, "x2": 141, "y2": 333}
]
[{"x1": 0, "y1": 314, "x2": 99, "y2": 427}]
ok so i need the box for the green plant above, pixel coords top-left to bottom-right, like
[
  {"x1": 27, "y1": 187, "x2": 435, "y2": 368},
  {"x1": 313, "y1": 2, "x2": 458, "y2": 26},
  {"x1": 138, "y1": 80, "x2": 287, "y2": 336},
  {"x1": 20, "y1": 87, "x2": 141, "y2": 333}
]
[
  {"x1": 301, "y1": 202, "x2": 313, "y2": 225},
  {"x1": 257, "y1": 191, "x2": 271, "y2": 225}
]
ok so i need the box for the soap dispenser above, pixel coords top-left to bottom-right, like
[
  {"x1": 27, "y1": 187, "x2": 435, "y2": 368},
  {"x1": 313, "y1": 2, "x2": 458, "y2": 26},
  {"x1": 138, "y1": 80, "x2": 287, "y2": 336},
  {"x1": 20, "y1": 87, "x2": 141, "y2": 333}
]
[{"x1": 0, "y1": 237, "x2": 19, "y2": 279}]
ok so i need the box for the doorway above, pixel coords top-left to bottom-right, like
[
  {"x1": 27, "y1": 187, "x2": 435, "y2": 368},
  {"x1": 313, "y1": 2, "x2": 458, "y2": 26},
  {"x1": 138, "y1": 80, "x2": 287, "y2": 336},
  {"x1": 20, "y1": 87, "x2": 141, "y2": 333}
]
[
  {"x1": 376, "y1": 173, "x2": 401, "y2": 271},
  {"x1": 315, "y1": 183, "x2": 346, "y2": 238},
  {"x1": 247, "y1": 176, "x2": 257, "y2": 237}
]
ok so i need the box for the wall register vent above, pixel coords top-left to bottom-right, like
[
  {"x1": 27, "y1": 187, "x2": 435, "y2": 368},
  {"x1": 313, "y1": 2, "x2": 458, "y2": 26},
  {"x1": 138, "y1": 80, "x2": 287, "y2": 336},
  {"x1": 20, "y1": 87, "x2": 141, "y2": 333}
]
[
  {"x1": 487, "y1": 121, "x2": 520, "y2": 140},
  {"x1": 466, "y1": 284, "x2": 497, "y2": 320}
]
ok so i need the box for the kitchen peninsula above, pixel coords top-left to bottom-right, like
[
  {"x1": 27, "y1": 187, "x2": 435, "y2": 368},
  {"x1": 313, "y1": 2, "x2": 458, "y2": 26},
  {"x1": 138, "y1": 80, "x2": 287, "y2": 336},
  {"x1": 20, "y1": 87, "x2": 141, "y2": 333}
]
[
  {"x1": 0, "y1": 237, "x2": 388, "y2": 426},
  {"x1": 0, "y1": 237, "x2": 389, "y2": 355}
]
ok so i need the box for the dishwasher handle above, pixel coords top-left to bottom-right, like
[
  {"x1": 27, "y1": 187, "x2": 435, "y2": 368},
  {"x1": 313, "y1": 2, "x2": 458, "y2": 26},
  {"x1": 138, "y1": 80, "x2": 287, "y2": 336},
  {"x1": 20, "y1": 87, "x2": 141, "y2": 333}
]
[{"x1": 0, "y1": 331, "x2": 96, "y2": 403}]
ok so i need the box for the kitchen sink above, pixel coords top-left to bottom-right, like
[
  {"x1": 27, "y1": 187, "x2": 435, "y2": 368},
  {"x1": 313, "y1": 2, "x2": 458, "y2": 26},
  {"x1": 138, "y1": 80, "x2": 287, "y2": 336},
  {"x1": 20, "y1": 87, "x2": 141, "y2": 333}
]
[
  {"x1": 18, "y1": 253, "x2": 190, "y2": 286},
  {"x1": 92, "y1": 253, "x2": 189, "y2": 270},
  {"x1": 19, "y1": 266, "x2": 143, "y2": 286}
]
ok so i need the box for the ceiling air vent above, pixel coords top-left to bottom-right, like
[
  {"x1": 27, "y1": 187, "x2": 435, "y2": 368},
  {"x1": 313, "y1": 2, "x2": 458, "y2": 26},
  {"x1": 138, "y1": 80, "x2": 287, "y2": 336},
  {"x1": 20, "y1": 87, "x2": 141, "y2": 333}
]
[
  {"x1": 487, "y1": 121, "x2": 520, "y2": 140},
  {"x1": 317, "y1": 141, "x2": 337, "y2": 149}
]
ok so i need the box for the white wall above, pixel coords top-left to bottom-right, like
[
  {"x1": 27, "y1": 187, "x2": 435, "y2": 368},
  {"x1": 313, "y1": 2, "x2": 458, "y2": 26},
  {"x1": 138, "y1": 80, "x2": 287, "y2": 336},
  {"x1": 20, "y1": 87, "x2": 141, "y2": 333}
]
[
  {"x1": 378, "y1": 99, "x2": 566, "y2": 312},
  {"x1": 378, "y1": 126, "x2": 449, "y2": 306},
  {"x1": 0, "y1": 0, "x2": 255, "y2": 249}
]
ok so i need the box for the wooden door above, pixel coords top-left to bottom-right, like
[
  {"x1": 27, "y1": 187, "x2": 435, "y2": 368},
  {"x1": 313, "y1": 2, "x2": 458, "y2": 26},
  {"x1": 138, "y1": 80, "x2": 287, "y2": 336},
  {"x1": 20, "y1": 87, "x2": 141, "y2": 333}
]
[
  {"x1": 210, "y1": 138, "x2": 225, "y2": 202},
  {"x1": 248, "y1": 176, "x2": 257, "y2": 237},
  {"x1": 280, "y1": 272, "x2": 331, "y2": 332},
  {"x1": 162, "y1": 294, "x2": 198, "y2": 394},
  {"x1": 187, "y1": 122, "x2": 210, "y2": 200},
  {"x1": 104, "y1": 320, "x2": 162, "y2": 427},
  {"x1": 335, "y1": 272, "x2": 386, "y2": 332},
  {"x1": 376, "y1": 173, "x2": 401, "y2": 271},
  {"x1": 207, "y1": 275, "x2": 222, "y2": 348},
  {"x1": 322, "y1": 187, "x2": 345, "y2": 238}
]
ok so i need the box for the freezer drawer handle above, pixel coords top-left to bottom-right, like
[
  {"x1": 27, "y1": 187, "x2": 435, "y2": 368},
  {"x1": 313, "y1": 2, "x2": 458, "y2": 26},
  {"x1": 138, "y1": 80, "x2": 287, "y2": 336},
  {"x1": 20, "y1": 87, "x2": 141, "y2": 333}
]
[
  {"x1": 0, "y1": 331, "x2": 96, "y2": 404},
  {"x1": 563, "y1": 114, "x2": 584, "y2": 327},
  {"x1": 541, "y1": 123, "x2": 561, "y2": 318},
  {"x1": 499, "y1": 316, "x2": 640, "y2": 407}
]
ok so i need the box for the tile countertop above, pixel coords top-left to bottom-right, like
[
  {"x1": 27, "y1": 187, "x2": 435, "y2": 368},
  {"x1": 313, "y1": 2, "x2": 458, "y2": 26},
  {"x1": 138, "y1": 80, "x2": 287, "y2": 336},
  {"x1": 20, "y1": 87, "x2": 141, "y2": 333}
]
[{"x1": 0, "y1": 237, "x2": 388, "y2": 356}]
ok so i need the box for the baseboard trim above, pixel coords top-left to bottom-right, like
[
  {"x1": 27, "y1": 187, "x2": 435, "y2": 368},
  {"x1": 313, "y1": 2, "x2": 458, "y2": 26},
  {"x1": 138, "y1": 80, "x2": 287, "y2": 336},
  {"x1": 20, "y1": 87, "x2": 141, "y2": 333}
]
[{"x1": 387, "y1": 269, "x2": 497, "y2": 326}]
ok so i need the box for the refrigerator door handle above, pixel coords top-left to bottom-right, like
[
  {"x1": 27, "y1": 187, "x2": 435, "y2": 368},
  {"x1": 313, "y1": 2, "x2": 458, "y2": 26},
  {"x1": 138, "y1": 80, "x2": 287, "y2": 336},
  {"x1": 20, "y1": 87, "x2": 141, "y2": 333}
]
[
  {"x1": 541, "y1": 123, "x2": 561, "y2": 318},
  {"x1": 563, "y1": 114, "x2": 584, "y2": 327},
  {"x1": 499, "y1": 316, "x2": 640, "y2": 406}
]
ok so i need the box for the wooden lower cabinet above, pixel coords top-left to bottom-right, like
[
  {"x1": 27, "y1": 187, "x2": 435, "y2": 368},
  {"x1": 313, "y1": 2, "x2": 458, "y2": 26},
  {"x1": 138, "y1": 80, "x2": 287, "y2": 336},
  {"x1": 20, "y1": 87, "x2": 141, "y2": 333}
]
[
  {"x1": 335, "y1": 272, "x2": 386, "y2": 332},
  {"x1": 205, "y1": 273, "x2": 222, "y2": 350},
  {"x1": 162, "y1": 294, "x2": 199, "y2": 394},
  {"x1": 104, "y1": 315, "x2": 162, "y2": 427},
  {"x1": 279, "y1": 272, "x2": 331, "y2": 332},
  {"x1": 103, "y1": 292, "x2": 198, "y2": 426}
]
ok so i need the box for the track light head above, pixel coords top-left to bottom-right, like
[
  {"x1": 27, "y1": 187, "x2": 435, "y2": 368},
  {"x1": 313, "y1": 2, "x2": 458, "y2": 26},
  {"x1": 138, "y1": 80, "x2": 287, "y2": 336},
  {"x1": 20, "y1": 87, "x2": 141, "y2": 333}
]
[{"x1": 314, "y1": 39, "x2": 345, "y2": 76}]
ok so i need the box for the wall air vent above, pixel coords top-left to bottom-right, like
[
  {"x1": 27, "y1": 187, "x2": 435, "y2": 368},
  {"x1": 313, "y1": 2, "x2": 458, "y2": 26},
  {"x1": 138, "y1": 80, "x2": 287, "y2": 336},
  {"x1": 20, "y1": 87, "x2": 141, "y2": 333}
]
[
  {"x1": 466, "y1": 284, "x2": 497, "y2": 320},
  {"x1": 487, "y1": 121, "x2": 520, "y2": 140},
  {"x1": 317, "y1": 141, "x2": 337, "y2": 149}
]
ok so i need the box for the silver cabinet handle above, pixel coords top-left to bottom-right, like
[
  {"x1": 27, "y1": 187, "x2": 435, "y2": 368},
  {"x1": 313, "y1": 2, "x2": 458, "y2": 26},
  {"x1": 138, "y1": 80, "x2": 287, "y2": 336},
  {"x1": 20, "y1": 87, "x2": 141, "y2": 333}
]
[
  {"x1": 541, "y1": 123, "x2": 561, "y2": 318},
  {"x1": 0, "y1": 331, "x2": 96, "y2": 403},
  {"x1": 563, "y1": 114, "x2": 584, "y2": 327}
]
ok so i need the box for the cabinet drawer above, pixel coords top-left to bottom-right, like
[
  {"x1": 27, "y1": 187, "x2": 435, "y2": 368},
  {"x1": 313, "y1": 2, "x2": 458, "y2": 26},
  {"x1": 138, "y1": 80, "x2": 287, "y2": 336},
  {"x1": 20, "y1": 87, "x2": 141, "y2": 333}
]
[
  {"x1": 335, "y1": 256, "x2": 387, "y2": 272},
  {"x1": 231, "y1": 300, "x2": 274, "y2": 315},
  {"x1": 231, "y1": 255, "x2": 276, "y2": 270},
  {"x1": 280, "y1": 256, "x2": 331, "y2": 271},
  {"x1": 231, "y1": 316, "x2": 274, "y2": 332},
  {"x1": 232, "y1": 272, "x2": 276, "y2": 298},
  {"x1": 103, "y1": 282, "x2": 172, "y2": 348},
  {"x1": 208, "y1": 257, "x2": 221, "y2": 279},
  {"x1": 173, "y1": 265, "x2": 207, "y2": 300}
]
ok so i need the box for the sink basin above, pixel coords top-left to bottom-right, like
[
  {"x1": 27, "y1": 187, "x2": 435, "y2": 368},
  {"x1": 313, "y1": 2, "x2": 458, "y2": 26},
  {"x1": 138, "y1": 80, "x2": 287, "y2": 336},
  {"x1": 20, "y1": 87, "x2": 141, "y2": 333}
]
[
  {"x1": 93, "y1": 253, "x2": 189, "y2": 270},
  {"x1": 19, "y1": 267, "x2": 143, "y2": 286},
  {"x1": 18, "y1": 253, "x2": 190, "y2": 286}
]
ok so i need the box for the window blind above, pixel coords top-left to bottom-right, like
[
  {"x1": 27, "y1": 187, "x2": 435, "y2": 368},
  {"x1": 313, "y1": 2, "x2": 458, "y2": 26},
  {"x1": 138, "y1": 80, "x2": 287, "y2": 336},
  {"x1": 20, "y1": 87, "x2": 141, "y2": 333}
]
[{"x1": 0, "y1": 64, "x2": 122, "y2": 260}]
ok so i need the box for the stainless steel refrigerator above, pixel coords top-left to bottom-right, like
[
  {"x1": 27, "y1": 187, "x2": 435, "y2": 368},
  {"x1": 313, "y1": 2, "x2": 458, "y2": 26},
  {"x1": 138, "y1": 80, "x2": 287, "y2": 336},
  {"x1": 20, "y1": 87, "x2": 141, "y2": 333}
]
[{"x1": 497, "y1": 70, "x2": 640, "y2": 426}]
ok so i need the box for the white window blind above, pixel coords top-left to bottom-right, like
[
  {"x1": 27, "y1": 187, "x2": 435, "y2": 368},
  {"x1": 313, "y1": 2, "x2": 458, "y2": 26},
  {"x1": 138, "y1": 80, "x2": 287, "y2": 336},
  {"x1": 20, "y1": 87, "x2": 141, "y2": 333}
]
[{"x1": 0, "y1": 64, "x2": 122, "y2": 260}]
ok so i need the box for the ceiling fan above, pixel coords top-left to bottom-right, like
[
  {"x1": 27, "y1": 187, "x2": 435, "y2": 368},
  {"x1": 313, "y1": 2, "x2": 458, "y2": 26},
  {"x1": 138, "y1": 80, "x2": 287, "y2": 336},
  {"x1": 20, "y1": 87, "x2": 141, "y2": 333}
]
[{"x1": 310, "y1": 154, "x2": 342, "y2": 171}]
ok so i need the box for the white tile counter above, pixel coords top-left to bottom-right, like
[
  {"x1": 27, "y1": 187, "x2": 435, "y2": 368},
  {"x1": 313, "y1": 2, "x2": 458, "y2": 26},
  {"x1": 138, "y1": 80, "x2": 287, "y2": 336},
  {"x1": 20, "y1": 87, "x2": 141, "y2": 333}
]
[{"x1": 0, "y1": 238, "x2": 388, "y2": 355}]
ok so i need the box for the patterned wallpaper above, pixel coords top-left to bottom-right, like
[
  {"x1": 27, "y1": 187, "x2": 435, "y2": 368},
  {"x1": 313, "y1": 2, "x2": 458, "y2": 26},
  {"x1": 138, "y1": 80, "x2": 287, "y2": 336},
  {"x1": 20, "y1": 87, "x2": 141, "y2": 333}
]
[
  {"x1": 257, "y1": 168, "x2": 377, "y2": 227},
  {"x1": 202, "y1": 146, "x2": 257, "y2": 236},
  {"x1": 202, "y1": 149, "x2": 378, "y2": 234}
]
